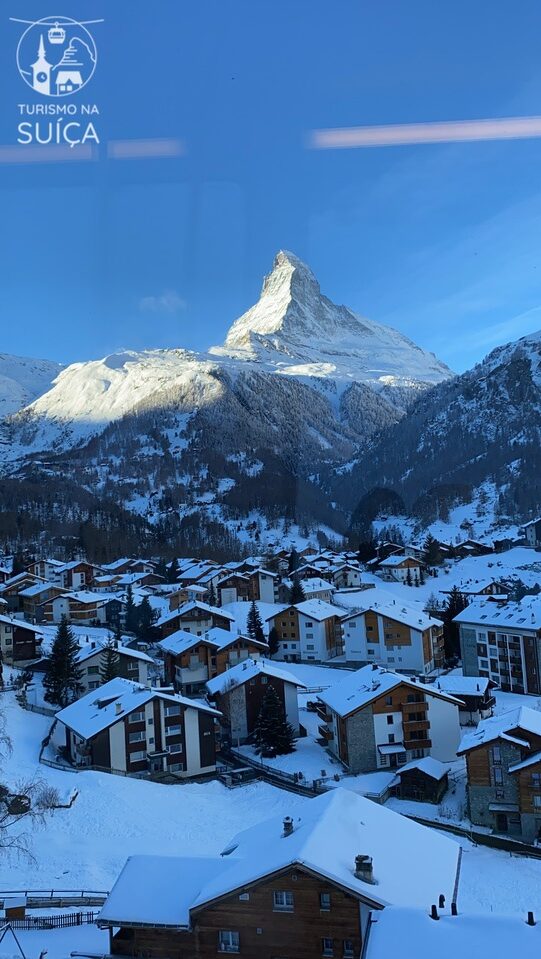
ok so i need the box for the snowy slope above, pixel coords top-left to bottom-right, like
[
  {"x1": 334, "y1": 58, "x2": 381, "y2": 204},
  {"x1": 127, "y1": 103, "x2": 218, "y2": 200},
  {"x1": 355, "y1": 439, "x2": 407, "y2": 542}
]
[{"x1": 0, "y1": 352, "x2": 61, "y2": 417}]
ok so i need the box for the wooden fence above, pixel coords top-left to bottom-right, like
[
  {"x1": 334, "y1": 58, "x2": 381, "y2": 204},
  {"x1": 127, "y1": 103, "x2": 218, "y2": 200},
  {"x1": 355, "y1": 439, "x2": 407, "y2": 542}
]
[{"x1": 7, "y1": 911, "x2": 97, "y2": 930}]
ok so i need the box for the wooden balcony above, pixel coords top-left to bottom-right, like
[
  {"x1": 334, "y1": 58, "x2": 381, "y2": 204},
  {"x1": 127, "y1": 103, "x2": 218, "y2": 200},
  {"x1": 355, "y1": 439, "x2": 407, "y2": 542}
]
[
  {"x1": 403, "y1": 719, "x2": 430, "y2": 733},
  {"x1": 318, "y1": 723, "x2": 333, "y2": 740},
  {"x1": 404, "y1": 737, "x2": 432, "y2": 750}
]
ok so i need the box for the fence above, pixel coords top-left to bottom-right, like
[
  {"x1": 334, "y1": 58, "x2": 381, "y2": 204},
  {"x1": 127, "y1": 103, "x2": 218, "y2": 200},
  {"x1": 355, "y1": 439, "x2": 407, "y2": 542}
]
[
  {"x1": 6, "y1": 911, "x2": 97, "y2": 930},
  {"x1": 405, "y1": 813, "x2": 541, "y2": 860},
  {"x1": 17, "y1": 696, "x2": 56, "y2": 716},
  {"x1": 226, "y1": 746, "x2": 338, "y2": 796},
  {"x1": 0, "y1": 891, "x2": 108, "y2": 909}
]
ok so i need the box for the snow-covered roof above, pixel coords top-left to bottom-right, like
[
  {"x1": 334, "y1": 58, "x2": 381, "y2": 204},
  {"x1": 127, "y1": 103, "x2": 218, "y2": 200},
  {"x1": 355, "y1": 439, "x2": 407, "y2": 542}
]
[
  {"x1": 156, "y1": 601, "x2": 235, "y2": 627},
  {"x1": 379, "y1": 554, "x2": 417, "y2": 567},
  {"x1": 206, "y1": 658, "x2": 306, "y2": 696},
  {"x1": 339, "y1": 588, "x2": 441, "y2": 631},
  {"x1": 365, "y1": 907, "x2": 541, "y2": 959},
  {"x1": 98, "y1": 855, "x2": 229, "y2": 927},
  {"x1": 56, "y1": 677, "x2": 219, "y2": 739},
  {"x1": 56, "y1": 590, "x2": 114, "y2": 605},
  {"x1": 319, "y1": 665, "x2": 461, "y2": 719},
  {"x1": 301, "y1": 577, "x2": 336, "y2": 592},
  {"x1": 18, "y1": 581, "x2": 60, "y2": 597},
  {"x1": 453, "y1": 597, "x2": 541, "y2": 631},
  {"x1": 429, "y1": 675, "x2": 491, "y2": 698},
  {"x1": 292, "y1": 599, "x2": 343, "y2": 621},
  {"x1": 75, "y1": 640, "x2": 153, "y2": 665},
  {"x1": 458, "y1": 706, "x2": 541, "y2": 755},
  {"x1": 193, "y1": 788, "x2": 460, "y2": 911},
  {"x1": 508, "y1": 750, "x2": 541, "y2": 773},
  {"x1": 159, "y1": 626, "x2": 264, "y2": 657},
  {"x1": 0, "y1": 614, "x2": 43, "y2": 634},
  {"x1": 394, "y1": 757, "x2": 449, "y2": 781}
]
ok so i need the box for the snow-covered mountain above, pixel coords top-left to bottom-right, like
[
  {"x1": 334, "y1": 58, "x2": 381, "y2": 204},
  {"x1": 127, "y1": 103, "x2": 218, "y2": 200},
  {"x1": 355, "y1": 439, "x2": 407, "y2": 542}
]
[
  {"x1": 338, "y1": 329, "x2": 541, "y2": 528},
  {"x1": 0, "y1": 251, "x2": 453, "y2": 553},
  {"x1": 0, "y1": 353, "x2": 62, "y2": 418},
  {"x1": 0, "y1": 251, "x2": 451, "y2": 463}
]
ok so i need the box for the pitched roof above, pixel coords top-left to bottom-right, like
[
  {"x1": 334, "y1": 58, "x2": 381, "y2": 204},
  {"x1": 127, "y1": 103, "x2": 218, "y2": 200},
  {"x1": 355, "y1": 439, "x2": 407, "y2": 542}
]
[
  {"x1": 339, "y1": 588, "x2": 441, "y2": 631},
  {"x1": 394, "y1": 757, "x2": 449, "y2": 781},
  {"x1": 192, "y1": 788, "x2": 460, "y2": 911},
  {"x1": 206, "y1": 658, "x2": 306, "y2": 696},
  {"x1": 156, "y1": 601, "x2": 235, "y2": 627},
  {"x1": 292, "y1": 599, "x2": 343, "y2": 621},
  {"x1": 318, "y1": 665, "x2": 461, "y2": 719},
  {"x1": 74, "y1": 641, "x2": 153, "y2": 665},
  {"x1": 55, "y1": 677, "x2": 219, "y2": 739},
  {"x1": 457, "y1": 706, "x2": 541, "y2": 755},
  {"x1": 453, "y1": 597, "x2": 541, "y2": 631},
  {"x1": 429, "y1": 675, "x2": 491, "y2": 698}
]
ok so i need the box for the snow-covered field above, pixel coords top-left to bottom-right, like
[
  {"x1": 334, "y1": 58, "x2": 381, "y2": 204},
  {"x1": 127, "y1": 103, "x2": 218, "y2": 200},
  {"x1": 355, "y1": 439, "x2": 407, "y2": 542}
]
[{"x1": 4, "y1": 689, "x2": 541, "y2": 919}]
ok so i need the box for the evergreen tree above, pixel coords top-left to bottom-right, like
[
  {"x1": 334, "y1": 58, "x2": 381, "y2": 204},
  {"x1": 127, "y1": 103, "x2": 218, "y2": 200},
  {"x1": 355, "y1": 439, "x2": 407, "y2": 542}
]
[
  {"x1": 114, "y1": 620, "x2": 123, "y2": 645},
  {"x1": 442, "y1": 587, "x2": 469, "y2": 661},
  {"x1": 167, "y1": 558, "x2": 180, "y2": 584},
  {"x1": 246, "y1": 600, "x2": 265, "y2": 643},
  {"x1": 11, "y1": 552, "x2": 26, "y2": 576},
  {"x1": 100, "y1": 637, "x2": 121, "y2": 683},
  {"x1": 288, "y1": 548, "x2": 300, "y2": 574},
  {"x1": 267, "y1": 626, "x2": 280, "y2": 659},
  {"x1": 288, "y1": 574, "x2": 306, "y2": 605},
  {"x1": 406, "y1": 567, "x2": 413, "y2": 586},
  {"x1": 253, "y1": 684, "x2": 296, "y2": 757},
  {"x1": 137, "y1": 596, "x2": 156, "y2": 640},
  {"x1": 423, "y1": 534, "x2": 443, "y2": 567},
  {"x1": 125, "y1": 584, "x2": 138, "y2": 633},
  {"x1": 419, "y1": 565, "x2": 425, "y2": 585},
  {"x1": 356, "y1": 538, "x2": 377, "y2": 563},
  {"x1": 207, "y1": 582, "x2": 218, "y2": 607},
  {"x1": 43, "y1": 617, "x2": 83, "y2": 707}
]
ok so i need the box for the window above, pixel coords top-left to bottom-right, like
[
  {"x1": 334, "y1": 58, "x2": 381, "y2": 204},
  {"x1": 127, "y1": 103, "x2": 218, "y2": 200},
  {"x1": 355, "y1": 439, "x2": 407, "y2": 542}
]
[
  {"x1": 307, "y1": 644, "x2": 315, "y2": 650},
  {"x1": 492, "y1": 745, "x2": 502, "y2": 764},
  {"x1": 534, "y1": 795, "x2": 541, "y2": 809},
  {"x1": 166, "y1": 724, "x2": 182, "y2": 735},
  {"x1": 493, "y1": 767, "x2": 503, "y2": 785},
  {"x1": 322, "y1": 938, "x2": 334, "y2": 957},
  {"x1": 385, "y1": 696, "x2": 393, "y2": 705},
  {"x1": 239, "y1": 892, "x2": 250, "y2": 901},
  {"x1": 273, "y1": 891, "x2": 294, "y2": 912},
  {"x1": 128, "y1": 731, "x2": 145, "y2": 743},
  {"x1": 306, "y1": 632, "x2": 314, "y2": 639},
  {"x1": 88, "y1": 681, "x2": 100, "y2": 690},
  {"x1": 218, "y1": 931, "x2": 239, "y2": 953},
  {"x1": 130, "y1": 750, "x2": 146, "y2": 761},
  {"x1": 388, "y1": 733, "x2": 395, "y2": 743},
  {"x1": 87, "y1": 665, "x2": 100, "y2": 675},
  {"x1": 532, "y1": 773, "x2": 541, "y2": 788},
  {"x1": 386, "y1": 715, "x2": 393, "y2": 725},
  {"x1": 343, "y1": 942, "x2": 354, "y2": 958},
  {"x1": 305, "y1": 621, "x2": 313, "y2": 627},
  {"x1": 169, "y1": 762, "x2": 184, "y2": 771},
  {"x1": 168, "y1": 743, "x2": 183, "y2": 754},
  {"x1": 130, "y1": 710, "x2": 145, "y2": 723},
  {"x1": 165, "y1": 704, "x2": 181, "y2": 717},
  {"x1": 261, "y1": 676, "x2": 268, "y2": 684},
  {"x1": 319, "y1": 892, "x2": 331, "y2": 911}
]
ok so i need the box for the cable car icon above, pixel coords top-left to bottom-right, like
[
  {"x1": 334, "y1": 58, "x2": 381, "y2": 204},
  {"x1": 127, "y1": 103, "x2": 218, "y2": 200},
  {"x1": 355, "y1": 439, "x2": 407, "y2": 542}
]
[{"x1": 48, "y1": 22, "x2": 66, "y2": 44}]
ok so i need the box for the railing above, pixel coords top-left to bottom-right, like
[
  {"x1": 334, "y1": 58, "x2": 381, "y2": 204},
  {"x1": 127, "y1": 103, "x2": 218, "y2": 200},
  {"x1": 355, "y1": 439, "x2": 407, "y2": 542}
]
[
  {"x1": 6, "y1": 911, "x2": 97, "y2": 930},
  {"x1": 0, "y1": 890, "x2": 108, "y2": 908},
  {"x1": 226, "y1": 746, "x2": 340, "y2": 795}
]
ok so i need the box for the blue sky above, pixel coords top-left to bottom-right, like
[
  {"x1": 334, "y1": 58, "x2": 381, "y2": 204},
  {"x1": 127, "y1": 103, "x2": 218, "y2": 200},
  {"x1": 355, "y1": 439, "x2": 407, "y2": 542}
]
[{"x1": 1, "y1": 0, "x2": 541, "y2": 371}]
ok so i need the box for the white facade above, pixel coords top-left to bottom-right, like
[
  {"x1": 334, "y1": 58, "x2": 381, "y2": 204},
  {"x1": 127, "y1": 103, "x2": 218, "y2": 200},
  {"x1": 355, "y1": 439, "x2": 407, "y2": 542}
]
[{"x1": 343, "y1": 614, "x2": 431, "y2": 674}]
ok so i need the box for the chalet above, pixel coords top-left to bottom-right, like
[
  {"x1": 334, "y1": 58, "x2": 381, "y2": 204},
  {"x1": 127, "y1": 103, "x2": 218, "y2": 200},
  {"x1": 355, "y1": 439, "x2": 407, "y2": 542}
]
[
  {"x1": 440, "y1": 579, "x2": 505, "y2": 599},
  {"x1": 74, "y1": 640, "x2": 153, "y2": 695},
  {"x1": 329, "y1": 564, "x2": 362, "y2": 589},
  {"x1": 458, "y1": 705, "x2": 541, "y2": 841},
  {"x1": 217, "y1": 568, "x2": 277, "y2": 605},
  {"x1": 391, "y1": 757, "x2": 449, "y2": 804},
  {"x1": 0, "y1": 567, "x2": 10, "y2": 585},
  {"x1": 177, "y1": 562, "x2": 225, "y2": 590},
  {"x1": 97, "y1": 788, "x2": 461, "y2": 959},
  {"x1": 365, "y1": 907, "x2": 541, "y2": 959},
  {"x1": 101, "y1": 558, "x2": 156, "y2": 576},
  {"x1": 0, "y1": 572, "x2": 47, "y2": 612},
  {"x1": 340, "y1": 589, "x2": 444, "y2": 674},
  {"x1": 58, "y1": 560, "x2": 101, "y2": 590},
  {"x1": 18, "y1": 582, "x2": 66, "y2": 622},
  {"x1": 26, "y1": 559, "x2": 65, "y2": 582},
  {"x1": 266, "y1": 600, "x2": 344, "y2": 662},
  {"x1": 318, "y1": 665, "x2": 462, "y2": 774},
  {"x1": 378, "y1": 555, "x2": 425, "y2": 584},
  {"x1": 157, "y1": 602, "x2": 235, "y2": 639},
  {"x1": 55, "y1": 677, "x2": 220, "y2": 778},
  {"x1": 428, "y1": 675, "x2": 495, "y2": 724},
  {"x1": 277, "y1": 577, "x2": 336, "y2": 605},
  {"x1": 452, "y1": 539, "x2": 493, "y2": 560},
  {"x1": 0, "y1": 614, "x2": 43, "y2": 665},
  {"x1": 455, "y1": 597, "x2": 541, "y2": 695},
  {"x1": 206, "y1": 658, "x2": 306, "y2": 744},
  {"x1": 168, "y1": 584, "x2": 209, "y2": 611},
  {"x1": 159, "y1": 628, "x2": 268, "y2": 695},
  {"x1": 522, "y1": 518, "x2": 541, "y2": 548},
  {"x1": 41, "y1": 591, "x2": 113, "y2": 625}
]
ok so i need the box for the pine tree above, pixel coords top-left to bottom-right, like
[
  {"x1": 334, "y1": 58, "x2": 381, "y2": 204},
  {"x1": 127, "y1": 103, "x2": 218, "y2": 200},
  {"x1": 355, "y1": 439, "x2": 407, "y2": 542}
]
[
  {"x1": 125, "y1": 584, "x2": 138, "y2": 633},
  {"x1": 43, "y1": 617, "x2": 84, "y2": 707},
  {"x1": 247, "y1": 600, "x2": 265, "y2": 643},
  {"x1": 423, "y1": 534, "x2": 443, "y2": 567},
  {"x1": 208, "y1": 582, "x2": 218, "y2": 607},
  {"x1": 288, "y1": 574, "x2": 305, "y2": 605},
  {"x1": 267, "y1": 626, "x2": 280, "y2": 659},
  {"x1": 137, "y1": 596, "x2": 155, "y2": 640},
  {"x1": 419, "y1": 565, "x2": 425, "y2": 585},
  {"x1": 253, "y1": 684, "x2": 296, "y2": 757},
  {"x1": 288, "y1": 548, "x2": 300, "y2": 574},
  {"x1": 100, "y1": 637, "x2": 121, "y2": 683},
  {"x1": 167, "y1": 558, "x2": 180, "y2": 584},
  {"x1": 406, "y1": 567, "x2": 413, "y2": 586},
  {"x1": 442, "y1": 587, "x2": 469, "y2": 661}
]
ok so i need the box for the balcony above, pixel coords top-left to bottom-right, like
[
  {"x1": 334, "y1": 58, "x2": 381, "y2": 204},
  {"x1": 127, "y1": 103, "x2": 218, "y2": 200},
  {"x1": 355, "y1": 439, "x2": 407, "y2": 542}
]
[
  {"x1": 404, "y1": 737, "x2": 432, "y2": 750},
  {"x1": 318, "y1": 723, "x2": 333, "y2": 740},
  {"x1": 403, "y1": 719, "x2": 430, "y2": 733},
  {"x1": 400, "y1": 699, "x2": 428, "y2": 711}
]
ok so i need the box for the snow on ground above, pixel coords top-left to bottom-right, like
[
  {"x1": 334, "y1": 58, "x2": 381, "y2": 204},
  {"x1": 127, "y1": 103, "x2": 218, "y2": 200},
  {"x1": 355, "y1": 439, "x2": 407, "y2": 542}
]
[
  {"x1": 0, "y1": 923, "x2": 108, "y2": 959},
  {"x1": 221, "y1": 600, "x2": 285, "y2": 635}
]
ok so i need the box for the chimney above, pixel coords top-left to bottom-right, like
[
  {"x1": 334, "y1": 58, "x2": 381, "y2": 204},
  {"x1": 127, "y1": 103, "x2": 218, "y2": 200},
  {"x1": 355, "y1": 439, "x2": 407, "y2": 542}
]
[
  {"x1": 282, "y1": 816, "x2": 294, "y2": 837},
  {"x1": 115, "y1": 702, "x2": 122, "y2": 715},
  {"x1": 429, "y1": 904, "x2": 439, "y2": 921},
  {"x1": 527, "y1": 911, "x2": 536, "y2": 926},
  {"x1": 451, "y1": 902, "x2": 458, "y2": 916},
  {"x1": 354, "y1": 855, "x2": 375, "y2": 884},
  {"x1": 438, "y1": 894, "x2": 445, "y2": 909}
]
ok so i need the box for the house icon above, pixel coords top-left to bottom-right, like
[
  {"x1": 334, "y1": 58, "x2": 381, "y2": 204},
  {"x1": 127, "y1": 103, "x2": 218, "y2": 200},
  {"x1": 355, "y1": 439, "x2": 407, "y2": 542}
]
[{"x1": 55, "y1": 70, "x2": 83, "y2": 94}]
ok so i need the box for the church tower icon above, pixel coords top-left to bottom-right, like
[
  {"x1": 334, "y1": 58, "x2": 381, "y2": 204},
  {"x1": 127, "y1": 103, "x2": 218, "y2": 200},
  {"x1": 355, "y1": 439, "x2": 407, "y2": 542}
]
[{"x1": 31, "y1": 34, "x2": 52, "y2": 95}]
